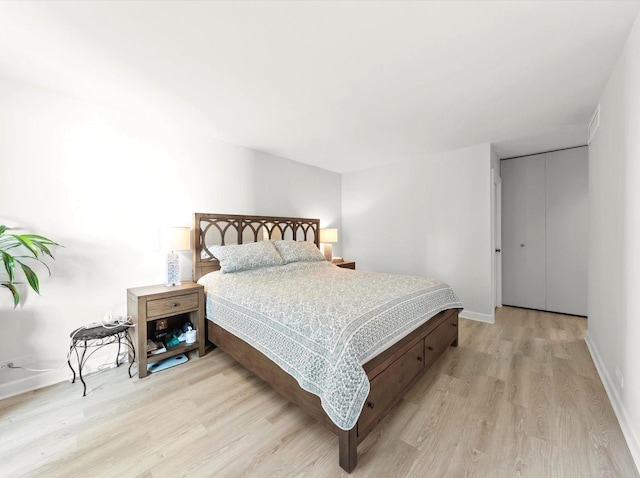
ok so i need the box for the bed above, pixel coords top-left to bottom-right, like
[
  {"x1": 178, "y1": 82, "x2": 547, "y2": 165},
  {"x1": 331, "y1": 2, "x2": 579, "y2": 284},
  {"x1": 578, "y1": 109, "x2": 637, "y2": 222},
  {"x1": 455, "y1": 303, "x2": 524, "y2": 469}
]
[{"x1": 192, "y1": 213, "x2": 462, "y2": 472}]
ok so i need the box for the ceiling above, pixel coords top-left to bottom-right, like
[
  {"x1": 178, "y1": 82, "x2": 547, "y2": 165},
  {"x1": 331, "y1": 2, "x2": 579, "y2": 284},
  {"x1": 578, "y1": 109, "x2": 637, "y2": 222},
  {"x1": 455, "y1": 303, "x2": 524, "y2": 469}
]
[{"x1": 0, "y1": 1, "x2": 638, "y2": 173}]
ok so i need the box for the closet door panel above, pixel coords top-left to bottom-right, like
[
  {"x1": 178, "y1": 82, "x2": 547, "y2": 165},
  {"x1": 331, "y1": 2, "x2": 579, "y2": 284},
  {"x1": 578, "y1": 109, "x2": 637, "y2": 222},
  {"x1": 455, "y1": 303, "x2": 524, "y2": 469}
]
[
  {"x1": 501, "y1": 154, "x2": 546, "y2": 310},
  {"x1": 545, "y1": 147, "x2": 588, "y2": 316}
]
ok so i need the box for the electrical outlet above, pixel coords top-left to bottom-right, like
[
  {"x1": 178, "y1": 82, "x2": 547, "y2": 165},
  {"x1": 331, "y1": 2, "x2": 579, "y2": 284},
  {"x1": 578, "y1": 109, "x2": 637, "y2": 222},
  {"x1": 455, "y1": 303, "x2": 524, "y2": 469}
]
[{"x1": 0, "y1": 355, "x2": 35, "y2": 369}]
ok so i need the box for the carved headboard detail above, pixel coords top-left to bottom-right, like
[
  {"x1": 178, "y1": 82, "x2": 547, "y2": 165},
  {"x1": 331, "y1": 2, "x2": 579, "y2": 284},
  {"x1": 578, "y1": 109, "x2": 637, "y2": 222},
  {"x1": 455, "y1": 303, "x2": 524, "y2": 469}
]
[{"x1": 192, "y1": 213, "x2": 321, "y2": 281}]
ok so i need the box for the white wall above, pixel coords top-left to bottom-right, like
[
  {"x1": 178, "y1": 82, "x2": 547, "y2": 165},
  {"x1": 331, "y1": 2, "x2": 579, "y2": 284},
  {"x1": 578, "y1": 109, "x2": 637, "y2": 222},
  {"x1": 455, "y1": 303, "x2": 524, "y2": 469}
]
[
  {"x1": 342, "y1": 143, "x2": 494, "y2": 322},
  {"x1": 0, "y1": 76, "x2": 341, "y2": 398},
  {"x1": 586, "y1": 14, "x2": 640, "y2": 469}
]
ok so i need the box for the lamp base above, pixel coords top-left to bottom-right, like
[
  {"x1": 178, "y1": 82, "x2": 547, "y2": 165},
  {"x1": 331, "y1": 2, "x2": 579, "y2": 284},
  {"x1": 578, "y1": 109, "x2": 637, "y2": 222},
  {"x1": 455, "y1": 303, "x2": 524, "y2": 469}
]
[
  {"x1": 165, "y1": 252, "x2": 181, "y2": 286},
  {"x1": 323, "y1": 243, "x2": 333, "y2": 262}
]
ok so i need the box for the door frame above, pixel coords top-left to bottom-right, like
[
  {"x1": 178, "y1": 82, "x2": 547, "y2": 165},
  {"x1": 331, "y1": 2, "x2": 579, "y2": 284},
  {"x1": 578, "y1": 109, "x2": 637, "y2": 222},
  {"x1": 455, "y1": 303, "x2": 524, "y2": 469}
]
[{"x1": 492, "y1": 168, "x2": 503, "y2": 309}]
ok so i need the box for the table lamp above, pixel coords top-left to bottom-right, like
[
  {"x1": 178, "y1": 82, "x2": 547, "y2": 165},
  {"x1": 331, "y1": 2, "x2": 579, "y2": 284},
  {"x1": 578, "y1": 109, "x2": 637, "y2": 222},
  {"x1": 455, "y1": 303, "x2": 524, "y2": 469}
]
[
  {"x1": 320, "y1": 228, "x2": 338, "y2": 262},
  {"x1": 161, "y1": 227, "x2": 190, "y2": 286}
]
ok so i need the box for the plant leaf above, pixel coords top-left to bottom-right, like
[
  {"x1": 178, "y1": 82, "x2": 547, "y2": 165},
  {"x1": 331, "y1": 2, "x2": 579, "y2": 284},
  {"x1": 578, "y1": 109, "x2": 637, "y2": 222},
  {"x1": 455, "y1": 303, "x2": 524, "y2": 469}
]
[
  {"x1": 0, "y1": 235, "x2": 19, "y2": 245},
  {"x1": 10, "y1": 234, "x2": 38, "y2": 258},
  {"x1": 1, "y1": 282, "x2": 20, "y2": 308},
  {"x1": 1, "y1": 242, "x2": 24, "y2": 252},
  {"x1": 29, "y1": 240, "x2": 54, "y2": 259},
  {"x1": 12, "y1": 255, "x2": 52, "y2": 276},
  {"x1": 38, "y1": 259, "x2": 52, "y2": 276},
  {"x1": 15, "y1": 260, "x2": 39, "y2": 294},
  {"x1": 1, "y1": 228, "x2": 61, "y2": 307},
  {"x1": 22, "y1": 234, "x2": 60, "y2": 246},
  {"x1": 0, "y1": 251, "x2": 16, "y2": 282}
]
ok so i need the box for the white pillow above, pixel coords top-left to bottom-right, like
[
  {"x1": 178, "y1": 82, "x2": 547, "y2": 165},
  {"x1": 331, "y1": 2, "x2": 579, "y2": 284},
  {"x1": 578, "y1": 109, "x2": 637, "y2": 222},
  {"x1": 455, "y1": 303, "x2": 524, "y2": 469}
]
[
  {"x1": 211, "y1": 241, "x2": 284, "y2": 273},
  {"x1": 273, "y1": 240, "x2": 325, "y2": 264}
]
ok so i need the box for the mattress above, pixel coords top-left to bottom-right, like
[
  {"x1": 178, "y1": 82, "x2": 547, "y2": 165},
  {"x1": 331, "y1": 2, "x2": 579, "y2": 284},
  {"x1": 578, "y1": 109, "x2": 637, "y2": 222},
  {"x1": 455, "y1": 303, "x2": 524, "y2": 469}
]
[{"x1": 198, "y1": 261, "x2": 462, "y2": 430}]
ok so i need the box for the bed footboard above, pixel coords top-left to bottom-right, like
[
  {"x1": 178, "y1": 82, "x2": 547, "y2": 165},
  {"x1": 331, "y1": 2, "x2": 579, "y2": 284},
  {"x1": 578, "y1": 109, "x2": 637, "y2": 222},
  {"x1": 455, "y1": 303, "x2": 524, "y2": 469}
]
[{"x1": 208, "y1": 308, "x2": 459, "y2": 473}]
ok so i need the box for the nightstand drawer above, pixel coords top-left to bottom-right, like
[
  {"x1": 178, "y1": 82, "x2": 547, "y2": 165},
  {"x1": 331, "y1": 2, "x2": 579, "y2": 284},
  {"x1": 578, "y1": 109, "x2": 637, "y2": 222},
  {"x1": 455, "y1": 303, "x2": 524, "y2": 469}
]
[{"x1": 147, "y1": 293, "x2": 199, "y2": 319}]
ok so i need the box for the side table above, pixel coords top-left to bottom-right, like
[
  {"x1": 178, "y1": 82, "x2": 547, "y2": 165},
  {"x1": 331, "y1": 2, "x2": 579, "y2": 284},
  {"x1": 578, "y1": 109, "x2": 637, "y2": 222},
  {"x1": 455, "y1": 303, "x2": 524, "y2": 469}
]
[
  {"x1": 332, "y1": 260, "x2": 356, "y2": 270},
  {"x1": 127, "y1": 282, "x2": 205, "y2": 378},
  {"x1": 68, "y1": 324, "x2": 136, "y2": 396}
]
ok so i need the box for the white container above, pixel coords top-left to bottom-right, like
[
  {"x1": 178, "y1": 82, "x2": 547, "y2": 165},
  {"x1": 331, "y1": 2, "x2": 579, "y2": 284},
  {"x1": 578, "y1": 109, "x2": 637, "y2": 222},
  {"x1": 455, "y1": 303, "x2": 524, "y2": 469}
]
[{"x1": 185, "y1": 328, "x2": 197, "y2": 345}]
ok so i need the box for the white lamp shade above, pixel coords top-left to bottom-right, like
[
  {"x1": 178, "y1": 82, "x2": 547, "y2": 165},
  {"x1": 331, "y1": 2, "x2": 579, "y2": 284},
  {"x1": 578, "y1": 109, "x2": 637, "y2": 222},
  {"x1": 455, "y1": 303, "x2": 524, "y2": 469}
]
[
  {"x1": 320, "y1": 228, "x2": 338, "y2": 244},
  {"x1": 161, "y1": 227, "x2": 191, "y2": 251}
]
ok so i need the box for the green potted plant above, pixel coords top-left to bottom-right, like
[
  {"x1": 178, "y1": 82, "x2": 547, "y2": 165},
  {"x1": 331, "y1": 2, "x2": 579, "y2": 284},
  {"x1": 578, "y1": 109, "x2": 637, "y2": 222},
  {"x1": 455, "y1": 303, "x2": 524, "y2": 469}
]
[{"x1": 0, "y1": 225, "x2": 61, "y2": 308}]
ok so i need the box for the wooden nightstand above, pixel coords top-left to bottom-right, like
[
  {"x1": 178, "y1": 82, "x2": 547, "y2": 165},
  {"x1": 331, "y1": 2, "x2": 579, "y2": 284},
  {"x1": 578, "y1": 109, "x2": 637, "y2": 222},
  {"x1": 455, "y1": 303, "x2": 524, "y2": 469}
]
[
  {"x1": 127, "y1": 282, "x2": 205, "y2": 378},
  {"x1": 332, "y1": 260, "x2": 356, "y2": 270}
]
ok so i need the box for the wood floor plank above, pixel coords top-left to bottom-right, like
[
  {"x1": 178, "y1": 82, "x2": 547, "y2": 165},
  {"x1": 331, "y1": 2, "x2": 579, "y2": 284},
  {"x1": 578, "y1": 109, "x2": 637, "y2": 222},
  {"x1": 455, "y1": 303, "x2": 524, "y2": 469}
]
[
  {"x1": 0, "y1": 306, "x2": 637, "y2": 477},
  {"x1": 520, "y1": 434, "x2": 563, "y2": 478}
]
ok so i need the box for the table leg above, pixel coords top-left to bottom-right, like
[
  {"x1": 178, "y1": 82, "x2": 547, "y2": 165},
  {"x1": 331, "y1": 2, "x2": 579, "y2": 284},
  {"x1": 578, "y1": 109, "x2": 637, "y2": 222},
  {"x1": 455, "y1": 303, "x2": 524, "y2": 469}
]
[
  {"x1": 116, "y1": 335, "x2": 122, "y2": 368},
  {"x1": 68, "y1": 342, "x2": 77, "y2": 384},
  {"x1": 79, "y1": 340, "x2": 88, "y2": 397},
  {"x1": 125, "y1": 331, "x2": 135, "y2": 378}
]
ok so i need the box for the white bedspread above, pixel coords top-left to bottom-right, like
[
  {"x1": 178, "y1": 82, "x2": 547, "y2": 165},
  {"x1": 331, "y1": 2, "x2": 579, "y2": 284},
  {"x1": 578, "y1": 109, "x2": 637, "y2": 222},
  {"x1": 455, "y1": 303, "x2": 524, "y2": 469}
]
[{"x1": 198, "y1": 261, "x2": 462, "y2": 430}]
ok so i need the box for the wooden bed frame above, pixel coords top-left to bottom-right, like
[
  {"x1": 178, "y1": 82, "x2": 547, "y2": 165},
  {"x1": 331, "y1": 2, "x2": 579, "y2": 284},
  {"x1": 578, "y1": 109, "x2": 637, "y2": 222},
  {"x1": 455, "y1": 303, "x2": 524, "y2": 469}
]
[{"x1": 192, "y1": 213, "x2": 460, "y2": 472}]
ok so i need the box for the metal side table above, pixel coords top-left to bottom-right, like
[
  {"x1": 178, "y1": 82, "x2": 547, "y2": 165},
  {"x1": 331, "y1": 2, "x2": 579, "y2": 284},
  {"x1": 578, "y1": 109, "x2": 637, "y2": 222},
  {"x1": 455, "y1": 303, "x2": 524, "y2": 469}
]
[{"x1": 68, "y1": 324, "x2": 136, "y2": 396}]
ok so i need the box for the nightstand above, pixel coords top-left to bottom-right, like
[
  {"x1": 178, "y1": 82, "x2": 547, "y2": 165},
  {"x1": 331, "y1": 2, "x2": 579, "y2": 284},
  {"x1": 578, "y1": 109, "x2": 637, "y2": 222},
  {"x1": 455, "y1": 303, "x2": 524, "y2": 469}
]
[
  {"x1": 332, "y1": 260, "x2": 356, "y2": 270},
  {"x1": 127, "y1": 282, "x2": 205, "y2": 378}
]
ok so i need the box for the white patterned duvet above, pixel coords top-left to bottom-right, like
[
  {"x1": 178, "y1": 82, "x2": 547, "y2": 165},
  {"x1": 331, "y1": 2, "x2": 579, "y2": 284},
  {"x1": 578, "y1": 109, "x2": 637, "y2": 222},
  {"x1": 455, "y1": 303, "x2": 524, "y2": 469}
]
[{"x1": 198, "y1": 261, "x2": 462, "y2": 430}]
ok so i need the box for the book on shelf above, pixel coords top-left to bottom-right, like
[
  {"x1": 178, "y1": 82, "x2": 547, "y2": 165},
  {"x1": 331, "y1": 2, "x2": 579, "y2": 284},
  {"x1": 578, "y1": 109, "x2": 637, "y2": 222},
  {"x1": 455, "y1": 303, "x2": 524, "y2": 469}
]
[{"x1": 146, "y1": 339, "x2": 166, "y2": 355}]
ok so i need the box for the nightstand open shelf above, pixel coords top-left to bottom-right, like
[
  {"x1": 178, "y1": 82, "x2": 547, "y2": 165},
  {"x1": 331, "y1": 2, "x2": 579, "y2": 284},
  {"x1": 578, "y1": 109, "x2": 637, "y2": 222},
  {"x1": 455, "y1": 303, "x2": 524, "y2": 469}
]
[
  {"x1": 147, "y1": 339, "x2": 201, "y2": 360},
  {"x1": 127, "y1": 282, "x2": 205, "y2": 378}
]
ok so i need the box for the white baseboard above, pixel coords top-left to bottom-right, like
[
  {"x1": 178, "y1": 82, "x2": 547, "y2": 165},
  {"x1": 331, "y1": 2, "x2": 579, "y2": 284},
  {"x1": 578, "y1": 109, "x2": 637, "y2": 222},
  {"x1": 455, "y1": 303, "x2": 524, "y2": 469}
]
[
  {"x1": 0, "y1": 368, "x2": 71, "y2": 401},
  {"x1": 0, "y1": 351, "x2": 130, "y2": 401},
  {"x1": 584, "y1": 331, "x2": 640, "y2": 474},
  {"x1": 459, "y1": 309, "x2": 495, "y2": 324}
]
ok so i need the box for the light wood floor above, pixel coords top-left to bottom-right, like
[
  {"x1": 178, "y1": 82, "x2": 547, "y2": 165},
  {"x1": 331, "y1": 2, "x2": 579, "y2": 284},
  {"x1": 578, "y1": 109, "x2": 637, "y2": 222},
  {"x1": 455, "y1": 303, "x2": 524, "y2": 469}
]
[{"x1": 0, "y1": 307, "x2": 637, "y2": 477}]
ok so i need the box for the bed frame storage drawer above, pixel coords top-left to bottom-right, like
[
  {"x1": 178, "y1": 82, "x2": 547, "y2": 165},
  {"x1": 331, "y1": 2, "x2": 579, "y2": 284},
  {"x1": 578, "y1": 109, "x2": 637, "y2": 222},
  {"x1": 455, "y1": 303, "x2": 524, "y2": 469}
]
[
  {"x1": 358, "y1": 340, "x2": 424, "y2": 436},
  {"x1": 425, "y1": 312, "x2": 458, "y2": 367},
  {"x1": 146, "y1": 292, "x2": 200, "y2": 319}
]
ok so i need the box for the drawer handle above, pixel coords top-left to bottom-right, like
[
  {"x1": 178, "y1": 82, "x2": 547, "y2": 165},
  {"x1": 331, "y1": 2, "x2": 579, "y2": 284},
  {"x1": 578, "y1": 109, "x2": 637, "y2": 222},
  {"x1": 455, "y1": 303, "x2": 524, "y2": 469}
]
[
  {"x1": 417, "y1": 356, "x2": 422, "y2": 362},
  {"x1": 367, "y1": 401, "x2": 375, "y2": 409},
  {"x1": 172, "y1": 303, "x2": 179, "y2": 308},
  {"x1": 427, "y1": 346, "x2": 434, "y2": 352},
  {"x1": 451, "y1": 323, "x2": 457, "y2": 328}
]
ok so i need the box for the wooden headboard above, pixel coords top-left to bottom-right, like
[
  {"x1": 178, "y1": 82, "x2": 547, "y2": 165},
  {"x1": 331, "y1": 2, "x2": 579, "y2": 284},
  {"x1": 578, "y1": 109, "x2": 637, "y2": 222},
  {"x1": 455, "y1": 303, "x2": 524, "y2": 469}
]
[{"x1": 192, "y1": 213, "x2": 321, "y2": 281}]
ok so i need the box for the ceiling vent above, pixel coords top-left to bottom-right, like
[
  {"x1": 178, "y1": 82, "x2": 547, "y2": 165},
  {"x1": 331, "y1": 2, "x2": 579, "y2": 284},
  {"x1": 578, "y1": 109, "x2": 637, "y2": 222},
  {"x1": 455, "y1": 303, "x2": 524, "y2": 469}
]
[{"x1": 588, "y1": 104, "x2": 600, "y2": 145}]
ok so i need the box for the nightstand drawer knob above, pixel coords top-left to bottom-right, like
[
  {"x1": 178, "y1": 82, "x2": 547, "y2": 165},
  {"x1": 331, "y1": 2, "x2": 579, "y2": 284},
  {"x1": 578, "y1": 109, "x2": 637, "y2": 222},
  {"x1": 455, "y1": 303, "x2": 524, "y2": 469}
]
[{"x1": 172, "y1": 303, "x2": 179, "y2": 307}]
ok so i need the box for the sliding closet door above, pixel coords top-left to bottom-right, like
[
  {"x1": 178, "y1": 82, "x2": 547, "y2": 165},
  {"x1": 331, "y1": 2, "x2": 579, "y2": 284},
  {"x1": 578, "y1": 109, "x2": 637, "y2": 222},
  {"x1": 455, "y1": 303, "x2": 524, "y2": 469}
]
[
  {"x1": 501, "y1": 153, "x2": 546, "y2": 310},
  {"x1": 545, "y1": 147, "x2": 588, "y2": 316}
]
